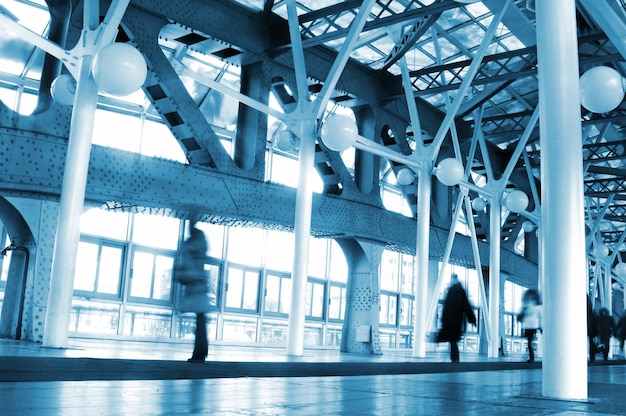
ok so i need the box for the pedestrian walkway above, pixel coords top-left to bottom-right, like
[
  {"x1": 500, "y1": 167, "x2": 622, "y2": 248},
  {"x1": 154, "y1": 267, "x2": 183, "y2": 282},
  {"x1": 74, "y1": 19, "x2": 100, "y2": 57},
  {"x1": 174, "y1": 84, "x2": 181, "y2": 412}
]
[{"x1": 0, "y1": 337, "x2": 625, "y2": 415}]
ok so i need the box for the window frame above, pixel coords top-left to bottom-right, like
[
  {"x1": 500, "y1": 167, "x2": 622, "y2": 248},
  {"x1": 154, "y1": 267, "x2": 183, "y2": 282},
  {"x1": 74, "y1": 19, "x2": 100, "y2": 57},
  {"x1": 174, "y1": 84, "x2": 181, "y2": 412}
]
[{"x1": 73, "y1": 236, "x2": 127, "y2": 301}]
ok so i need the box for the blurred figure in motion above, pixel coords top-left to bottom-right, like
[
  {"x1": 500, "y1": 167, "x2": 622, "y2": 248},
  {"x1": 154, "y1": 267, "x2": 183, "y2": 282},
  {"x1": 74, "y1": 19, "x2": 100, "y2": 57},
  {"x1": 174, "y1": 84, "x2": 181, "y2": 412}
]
[
  {"x1": 517, "y1": 288, "x2": 541, "y2": 363},
  {"x1": 437, "y1": 274, "x2": 477, "y2": 363}
]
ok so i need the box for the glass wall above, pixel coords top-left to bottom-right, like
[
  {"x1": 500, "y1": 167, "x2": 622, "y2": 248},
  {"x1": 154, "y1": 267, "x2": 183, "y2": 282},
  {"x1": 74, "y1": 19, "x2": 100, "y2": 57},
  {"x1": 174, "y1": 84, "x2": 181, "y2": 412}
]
[{"x1": 66, "y1": 207, "x2": 349, "y2": 347}]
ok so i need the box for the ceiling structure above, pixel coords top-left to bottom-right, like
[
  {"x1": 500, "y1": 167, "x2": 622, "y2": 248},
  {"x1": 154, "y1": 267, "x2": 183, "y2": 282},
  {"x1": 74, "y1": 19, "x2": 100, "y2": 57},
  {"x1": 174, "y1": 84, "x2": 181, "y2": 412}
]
[{"x1": 1, "y1": 0, "x2": 626, "y2": 275}]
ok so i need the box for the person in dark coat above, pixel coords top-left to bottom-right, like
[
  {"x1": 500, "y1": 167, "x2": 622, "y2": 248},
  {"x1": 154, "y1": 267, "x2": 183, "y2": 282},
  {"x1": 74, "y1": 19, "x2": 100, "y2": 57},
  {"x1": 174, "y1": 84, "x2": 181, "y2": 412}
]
[
  {"x1": 616, "y1": 311, "x2": 626, "y2": 357},
  {"x1": 596, "y1": 307, "x2": 616, "y2": 361},
  {"x1": 176, "y1": 222, "x2": 211, "y2": 363},
  {"x1": 588, "y1": 295, "x2": 598, "y2": 362},
  {"x1": 438, "y1": 274, "x2": 477, "y2": 362}
]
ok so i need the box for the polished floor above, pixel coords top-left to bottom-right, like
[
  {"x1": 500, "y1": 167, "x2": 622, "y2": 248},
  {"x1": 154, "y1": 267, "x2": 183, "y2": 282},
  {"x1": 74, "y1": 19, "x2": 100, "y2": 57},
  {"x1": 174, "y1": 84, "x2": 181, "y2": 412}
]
[{"x1": 1, "y1": 337, "x2": 625, "y2": 415}]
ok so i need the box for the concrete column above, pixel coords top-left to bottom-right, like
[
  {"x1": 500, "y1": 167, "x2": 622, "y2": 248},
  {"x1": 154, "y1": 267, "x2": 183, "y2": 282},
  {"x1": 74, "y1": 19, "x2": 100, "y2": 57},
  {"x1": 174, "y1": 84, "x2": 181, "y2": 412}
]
[
  {"x1": 488, "y1": 198, "x2": 501, "y2": 358},
  {"x1": 412, "y1": 162, "x2": 432, "y2": 358},
  {"x1": 287, "y1": 119, "x2": 315, "y2": 356},
  {"x1": 537, "y1": 0, "x2": 588, "y2": 400},
  {"x1": 42, "y1": 55, "x2": 98, "y2": 348}
]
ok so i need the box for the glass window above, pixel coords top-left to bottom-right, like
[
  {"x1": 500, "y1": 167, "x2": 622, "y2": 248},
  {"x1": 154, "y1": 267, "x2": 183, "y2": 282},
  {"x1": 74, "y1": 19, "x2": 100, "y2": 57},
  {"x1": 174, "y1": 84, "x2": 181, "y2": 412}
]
[
  {"x1": 129, "y1": 250, "x2": 174, "y2": 302},
  {"x1": 74, "y1": 242, "x2": 98, "y2": 292},
  {"x1": 98, "y1": 246, "x2": 124, "y2": 294},
  {"x1": 308, "y1": 237, "x2": 328, "y2": 278},
  {"x1": 140, "y1": 118, "x2": 187, "y2": 162},
  {"x1": 269, "y1": 153, "x2": 298, "y2": 188},
  {"x1": 381, "y1": 188, "x2": 412, "y2": 217},
  {"x1": 328, "y1": 283, "x2": 346, "y2": 321},
  {"x1": 17, "y1": 90, "x2": 37, "y2": 115},
  {"x1": 306, "y1": 279, "x2": 325, "y2": 319},
  {"x1": 80, "y1": 208, "x2": 130, "y2": 240},
  {"x1": 268, "y1": 152, "x2": 324, "y2": 192},
  {"x1": 260, "y1": 319, "x2": 288, "y2": 344},
  {"x1": 329, "y1": 240, "x2": 348, "y2": 283},
  {"x1": 70, "y1": 299, "x2": 120, "y2": 335},
  {"x1": 379, "y1": 292, "x2": 398, "y2": 325},
  {"x1": 74, "y1": 239, "x2": 124, "y2": 298},
  {"x1": 221, "y1": 315, "x2": 258, "y2": 342},
  {"x1": 123, "y1": 305, "x2": 172, "y2": 338},
  {"x1": 0, "y1": 232, "x2": 10, "y2": 285},
  {"x1": 132, "y1": 213, "x2": 180, "y2": 251},
  {"x1": 380, "y1": 250, "x2": 400, "y2": 291},
  {"x1": 206, "y1": 263, "x2": 221, "y2": 309},
  {"x1": 264, "y1": 272, "x2": 291, "y2": 315},
  {"x1": 92, "y1": 108, "x2": 141, "y2": 152},
  {"x1": 225, "y1": 266, "x2": 260, "y2": 312},
  {"x1": 466, "y1": 268, "x2": 480, "y2": 307},
  {"x1": 400, "y1": 254, "x2": 415, "y2": 293},
  {"x1": 194, "y1": 222, "x2": 225, "y2": 259},
  {"x1": 265, "y1": 230, "x2": 294, "y2": 272},
  {"x1": 400, "y1": 296, "x2": 413, "y2": 327},
  {"x1": 0, "y1": 86, "x2": 17, "y2": 114},
  {"x1": 226, "y1": 227, "x2": 263, "y2": 267}
]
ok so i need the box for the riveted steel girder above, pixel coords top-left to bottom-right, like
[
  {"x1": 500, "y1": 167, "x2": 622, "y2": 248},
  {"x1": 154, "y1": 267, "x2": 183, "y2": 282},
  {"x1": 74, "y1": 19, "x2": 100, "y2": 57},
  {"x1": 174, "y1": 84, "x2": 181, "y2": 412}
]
[{"x1": 0, "y1": 126, "x2": 538, "y2": 286}]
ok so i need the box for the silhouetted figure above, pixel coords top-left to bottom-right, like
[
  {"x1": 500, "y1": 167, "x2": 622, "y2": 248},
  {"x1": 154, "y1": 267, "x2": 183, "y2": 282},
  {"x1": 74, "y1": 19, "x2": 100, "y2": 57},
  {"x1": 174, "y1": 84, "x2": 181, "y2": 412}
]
[
  {"x1": 588, "y1": 295, "x2": 598, "y2": 362},
  {"x1": 596, "y1": 307, "x2": 616, "y2": 361},
  {"x1": 517, "y1": 288, "x2": 541, "y2": 363},
  {"x1": 616, "y1": 311, "x2": 626, "y2": 357},
  {"x1": 176, "y1": 222, "x2": 210, "y2": 363},
  {"x1": 438, "y1": 274, "x2": 477, "y2": 362}
]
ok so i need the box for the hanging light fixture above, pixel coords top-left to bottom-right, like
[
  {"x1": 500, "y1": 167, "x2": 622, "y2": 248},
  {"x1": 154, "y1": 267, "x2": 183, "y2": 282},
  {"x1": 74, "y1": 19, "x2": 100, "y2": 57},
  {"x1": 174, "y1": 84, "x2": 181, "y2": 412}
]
[
  {"x1": 579, "y1": 66, "x2": 625, "y2": 113},
  {"x1": 92, "y1": 42, "x2": 148, "y2": 96},
  {"x1": 471, "y1": 197, "x2": 486, "y2": 211},
  {"x1": 50, "y1": 74, "x2": 77, "y2": 106},
  {"x1": 396, "y1": 167, "x2": 415, "y2": 186},
  {"x1": 504, "y1": 189, "x2": 529, "y2": 213},
  {"x1": 320, "y1": 114, "x2": 358, "y2": 152},
  {"x1": 522, "y1": 220, "x2": 535, "y2": 233},
  {"x1": 435, "y1": 158, "x2": 464, "y2": 186}
]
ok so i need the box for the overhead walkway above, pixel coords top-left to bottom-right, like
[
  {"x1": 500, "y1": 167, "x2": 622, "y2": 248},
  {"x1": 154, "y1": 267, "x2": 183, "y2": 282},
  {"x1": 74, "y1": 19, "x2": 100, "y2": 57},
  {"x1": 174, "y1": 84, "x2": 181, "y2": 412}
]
[{"x1": 0, "y1": 338, "x2": 625, "y2": 415}]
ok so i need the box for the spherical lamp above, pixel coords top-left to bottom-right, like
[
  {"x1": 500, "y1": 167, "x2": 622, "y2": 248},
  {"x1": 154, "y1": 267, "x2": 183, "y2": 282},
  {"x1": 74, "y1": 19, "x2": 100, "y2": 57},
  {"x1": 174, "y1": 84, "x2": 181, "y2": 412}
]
[
  {"x1": 522, "y1": 220, "x2": 534, "y2": 233},
  {"x1": 50, "y1": 74, "x2": 76, "y2": 106},
  {"x1": 275, "y1": 130, "x2": 298, "y2": 152},
  {"x1": 505, "y1": 189, "x2": 529, "y2": 213},
  {"x1": 396, "y1": 167, "x2": 414, "y2": 186},
  {"x1": 435, "y1": 158, "x2": 464, "y2": 186},
  {"x1": 614, "y1": 262, "x2": 626, "y2": 278},
  {"x1": 320, "y1": 114, "x2": 359, "y2": 152},
  {"x1": 579, "y1": 66, "x2": 625, "y2": 113},
  {"x1": 471, "y1": 197, "x2": 486, "y2": 211},
  {"x1": 92, "y1": 43, "x2": 147, "y2": 96},
  {"x1": 594, "y1": 243, "x2": 609, "y2": 259}
]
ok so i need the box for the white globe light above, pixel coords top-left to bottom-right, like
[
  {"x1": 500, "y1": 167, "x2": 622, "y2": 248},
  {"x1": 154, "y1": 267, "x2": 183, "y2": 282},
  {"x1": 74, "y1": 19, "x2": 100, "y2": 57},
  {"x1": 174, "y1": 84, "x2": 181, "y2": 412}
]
[
  {"x1": 471, "y1": 197, "x2": 486, "y2": 211},
  {"x1": 505, "y1": 189, "x2": 529, "y2": 213},
  {"x1": 396, "y1": 167, "x2": 414, "y2": 186},
  {"x1": 275, "y1": 130, "x2": 298, "y2": 152},
  {"x1": 594, "y1": 243, "x2": 609, "y2": 259},
  {"x1": 522, "y1": 220, "x2": 534, "y2": 233},
  {"x1": 435, "y1": 158, "x2": 464, "y2": 186},
  {"x1": 50, "y1": 74, "x2": 76, "y2": 106},
  {"x1": 320, "y1": 114, "x2": 358, "y2": 152},
  {"x1": 580, "y1": 66, "x2": 625, "y2": 113},
  {"x1": 614, "y1": 262, "x2": 626, "y2": 278},
  {"x1": 92, "y1": 43, "x2": 147, "y2": 96}
]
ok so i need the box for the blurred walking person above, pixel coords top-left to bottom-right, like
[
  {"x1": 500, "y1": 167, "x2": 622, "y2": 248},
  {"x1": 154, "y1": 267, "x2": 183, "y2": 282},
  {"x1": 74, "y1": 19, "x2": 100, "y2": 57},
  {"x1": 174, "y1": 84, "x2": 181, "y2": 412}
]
[
  {"x1": 616, "y1": 311, "x2": 626, "y2": 357},
  {"x1": 596, "y1": 307, "x2": 616, "y2": 361},
  {"x1": 517, "y1": 288, "x2": 541, "y2": 363},
  {"x1": 437, "y1": 274, "x2": 477, "y2": 363},
  {"x1": 176, "y1": 222, "x2": 211, "y2": 363}
]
